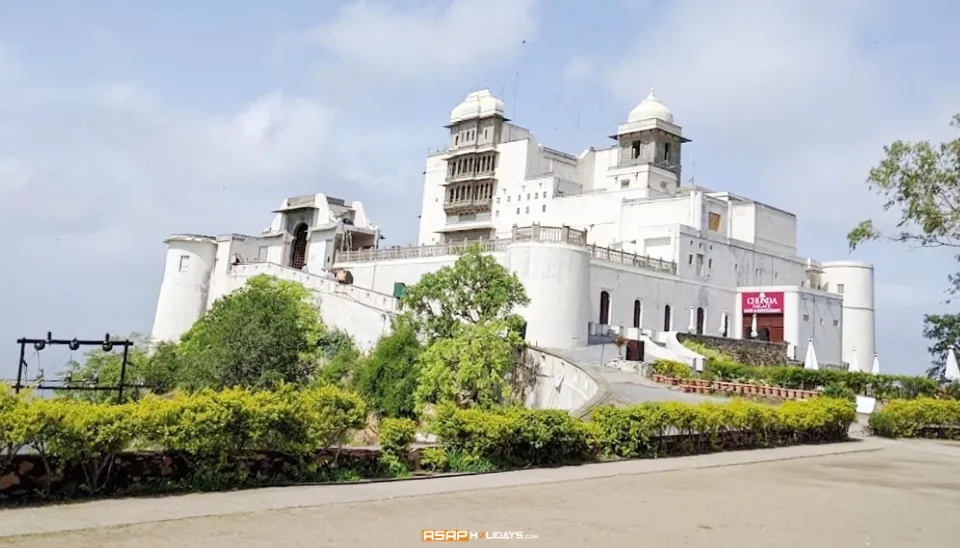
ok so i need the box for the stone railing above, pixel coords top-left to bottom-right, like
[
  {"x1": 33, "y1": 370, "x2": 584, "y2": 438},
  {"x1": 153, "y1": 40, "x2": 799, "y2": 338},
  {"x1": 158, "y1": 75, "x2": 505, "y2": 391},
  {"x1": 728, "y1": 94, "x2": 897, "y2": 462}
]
[
  {"x1": 336, "y1": 239, "x2": 509, "y2": 263},
  {"x1": 334, "y1": 224, "x2": 678, "y2": 276}
]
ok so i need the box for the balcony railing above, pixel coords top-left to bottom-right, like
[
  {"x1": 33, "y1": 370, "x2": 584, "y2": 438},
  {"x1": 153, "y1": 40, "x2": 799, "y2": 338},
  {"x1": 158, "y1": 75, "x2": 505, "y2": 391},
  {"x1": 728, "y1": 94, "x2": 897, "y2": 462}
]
[
  {"x1": 445, "y1": 169, "x2": 496, "y2": 183},
  {"x1": 335, "y1": 224, "x2": 678, "y2": 275}
]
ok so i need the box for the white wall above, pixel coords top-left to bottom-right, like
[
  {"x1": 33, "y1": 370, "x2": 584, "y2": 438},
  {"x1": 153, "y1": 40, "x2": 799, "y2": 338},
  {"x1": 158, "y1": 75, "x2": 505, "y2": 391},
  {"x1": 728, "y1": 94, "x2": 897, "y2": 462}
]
[
  {"x1": 151, "y1": 237, "x2": 218, "y2": 343},
  {"x1": 507, "y1": 242, "x2": 591, "y2": 349},
  {"x1": 519, "y1": 347, "x2": 601, "y2": 415},
  {"x1": 820, "y1": 261, "x2": 876, "y2": 369},
  {"x1": 211, "y1": 263, "x2": 397, "y2": 351}
]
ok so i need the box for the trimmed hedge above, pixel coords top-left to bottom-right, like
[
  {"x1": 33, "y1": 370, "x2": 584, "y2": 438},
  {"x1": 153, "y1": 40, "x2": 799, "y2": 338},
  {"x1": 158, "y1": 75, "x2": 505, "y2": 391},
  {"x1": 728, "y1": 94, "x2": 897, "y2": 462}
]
[
  {"x1": 428, "y1": 398, "x2": 856, "y2": 471},
  {"x1": 1, "y1": 384, "x2": 367, "y2": 496},
  {"x1": 703, "y1": 361, "x2": 938, "y2": 400},
  {"x1": 868, "y1": 398, "x2": 960, "y2": 439}
]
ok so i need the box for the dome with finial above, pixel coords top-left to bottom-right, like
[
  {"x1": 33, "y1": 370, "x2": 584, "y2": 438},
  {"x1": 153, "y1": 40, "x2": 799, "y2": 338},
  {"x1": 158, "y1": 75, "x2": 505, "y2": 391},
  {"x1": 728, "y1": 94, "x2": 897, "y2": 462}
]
[
  {"x1": 449, "y1": 89, "x2": 505, "y2": 125},
  {"x1": 628, "y1": 88, "x2": 674, "y2": 124}
]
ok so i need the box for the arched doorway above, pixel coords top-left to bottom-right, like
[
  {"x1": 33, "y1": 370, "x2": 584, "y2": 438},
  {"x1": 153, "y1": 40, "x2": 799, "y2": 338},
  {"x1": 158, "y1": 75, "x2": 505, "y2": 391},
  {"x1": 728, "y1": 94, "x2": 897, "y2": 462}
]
[
  {"x1": 289, "y1": 223, "x2": 308, "y2": 270},
  {"x1": 696, "y1": 307, "x2": 705, "y2": 335},
  {"x1": 633, "y1": 300, "x2": 642, "y2": 329},
  {"x1": 663, "y1": 305, "x2": 672, "y2": 331},
  {"x1": 757, "y1": 327, "x2": 771, "y2": 342},
  {"x1": 599, "y1": 291, "x2": 610, "y2": 325},
  {"x1": 722, "y1": 313, "x2": 729, "y2": 337}
]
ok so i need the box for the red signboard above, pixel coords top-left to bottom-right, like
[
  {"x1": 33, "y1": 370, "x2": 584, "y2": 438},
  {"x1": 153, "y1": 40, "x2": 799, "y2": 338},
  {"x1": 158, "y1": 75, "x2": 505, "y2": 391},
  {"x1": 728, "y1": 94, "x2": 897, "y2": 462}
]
[{"x1": 741, "y1": 291, "x2": 784, "y2": 314}]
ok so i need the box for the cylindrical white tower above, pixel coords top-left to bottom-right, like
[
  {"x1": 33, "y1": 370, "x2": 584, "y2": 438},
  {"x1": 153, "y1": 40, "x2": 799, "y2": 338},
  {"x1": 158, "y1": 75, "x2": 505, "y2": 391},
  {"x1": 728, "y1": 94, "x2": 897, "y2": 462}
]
[
  {"x1": 151, "y1": 235, "x2": 218, "y2": 344},
  {"x1": 820, "y1": 261, "x2": 876, "y2": 371},
  {"x1": 506, "y1": 239, "x2": 591, "y2": 350}
]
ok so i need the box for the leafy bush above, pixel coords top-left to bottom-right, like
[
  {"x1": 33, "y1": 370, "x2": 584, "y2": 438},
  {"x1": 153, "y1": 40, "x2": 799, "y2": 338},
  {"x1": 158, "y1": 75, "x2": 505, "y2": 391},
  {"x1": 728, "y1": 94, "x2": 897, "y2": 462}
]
[
  {"x1": 428, "y1": 404, "x2": 597, "y2": 469},
  {"x1": 378, "y1": 418, "x2": 417, "y2": 476},
  {"x1": 868, "y1": 398, "x2": 960, "y2": 439},
  {"x1": 592, "y1": 398, "x2": 855, "y2": 458},
  {"x1": 352, "y1": 321, "x2": 424, "y2": 419},
  {"x1": 702, "y1": 361, "x2": 938, "y2": 400},
  {"x1": 0, "y1": 384, "x2": 367, "y2": 495},
  {"x1": 822, "y1": 384, "x2": 856, "y2": 402},
  {"x1": 651, "y1": 359, "x2": 693, "y2": 379}
]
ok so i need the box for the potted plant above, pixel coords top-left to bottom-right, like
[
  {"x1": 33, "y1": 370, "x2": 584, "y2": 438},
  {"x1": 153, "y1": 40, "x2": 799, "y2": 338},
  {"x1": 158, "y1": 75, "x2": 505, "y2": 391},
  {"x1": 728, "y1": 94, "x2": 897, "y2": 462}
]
[{"x1": 613, "y1": 335, "x2": 628, "y2": 358}]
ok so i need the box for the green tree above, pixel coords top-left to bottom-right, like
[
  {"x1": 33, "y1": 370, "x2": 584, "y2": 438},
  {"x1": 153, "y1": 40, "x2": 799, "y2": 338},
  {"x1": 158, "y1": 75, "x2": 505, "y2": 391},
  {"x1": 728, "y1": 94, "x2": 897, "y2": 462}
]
[
  {"x1": 922, "y1": 314, "x2": 960, "y2": 380},
  {"x1": 399, "y1": 245, "x2": 529, "y2": 341},
  {"x1": 849, "y1": 113, "x2": 960, "y2": 378},
  {"x1": 414, "y1": 321, "x2": 521, "y2": 413},
  {"x1": 55, "y1": 334, "x2": 184, "y2": 403},
  {"x1": 176, "y1": 274, "x2": 324, "y2": 390},
  {"x1": 314, "y1": 329, "x2": 363, "y2": 387},
  {"x1": 352, "y1": 320, "x2": 424, "y2": 419}
]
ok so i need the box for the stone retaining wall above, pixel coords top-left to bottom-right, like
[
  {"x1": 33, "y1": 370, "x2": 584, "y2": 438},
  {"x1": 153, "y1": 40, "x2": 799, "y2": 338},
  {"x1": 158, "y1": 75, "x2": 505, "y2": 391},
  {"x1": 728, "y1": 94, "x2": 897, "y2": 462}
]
[{"x1": 678, "y1": 333, "x2": 788, "y2": 366}]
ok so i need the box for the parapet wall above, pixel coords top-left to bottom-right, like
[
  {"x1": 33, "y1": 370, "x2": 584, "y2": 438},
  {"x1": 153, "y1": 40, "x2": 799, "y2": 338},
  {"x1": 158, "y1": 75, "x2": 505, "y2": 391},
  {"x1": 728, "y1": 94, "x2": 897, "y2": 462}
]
[
  {"x1": 515, "y1": 347, "x2": 610, "y2": 418},
  {"x1": 677, "y1": 333, "x2": 789, "y2": 367}
]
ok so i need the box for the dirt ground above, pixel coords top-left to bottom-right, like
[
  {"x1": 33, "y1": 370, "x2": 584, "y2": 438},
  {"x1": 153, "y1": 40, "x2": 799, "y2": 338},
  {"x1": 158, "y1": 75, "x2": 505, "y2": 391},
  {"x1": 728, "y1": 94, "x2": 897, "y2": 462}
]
[{"x1": 2, "y1": 440, "x2": 958, "y2": 548}]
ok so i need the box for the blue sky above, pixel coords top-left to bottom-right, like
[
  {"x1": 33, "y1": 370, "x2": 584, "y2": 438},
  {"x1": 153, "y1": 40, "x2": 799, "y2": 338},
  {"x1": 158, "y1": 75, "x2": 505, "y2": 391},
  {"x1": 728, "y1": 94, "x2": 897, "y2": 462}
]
[{"x1": 1, "y1": 0, "x2": 958, "y2": 379}]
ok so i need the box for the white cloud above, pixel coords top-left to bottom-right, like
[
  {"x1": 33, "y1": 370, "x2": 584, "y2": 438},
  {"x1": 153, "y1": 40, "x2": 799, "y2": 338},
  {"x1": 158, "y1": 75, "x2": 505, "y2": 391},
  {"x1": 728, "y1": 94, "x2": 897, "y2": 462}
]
[
  {"x1": 303, "y1": 0, "x2": 538, "y2": 86},
  {"x1": 575, "y1": 0, "x2": 960, "y2": 229},
  {"x1": 564, "y1": 55, "x2": 593, "y2": 84}
]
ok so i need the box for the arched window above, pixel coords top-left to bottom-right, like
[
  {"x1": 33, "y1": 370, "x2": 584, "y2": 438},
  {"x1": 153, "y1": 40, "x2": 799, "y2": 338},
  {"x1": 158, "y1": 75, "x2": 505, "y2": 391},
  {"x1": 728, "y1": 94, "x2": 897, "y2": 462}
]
[
  {"x1": 290, "y1": 223, "x2": 309, "y2": 270},
  {"x1": 599, "y1": 291, "x2": 610, "y2": 325},
  {"x1": 758, "y1": 327, "x2": 771, "y2": 342},
  {"x1": 696, "y1": 307, "x2": 705, "y2": 335},
  {"x1": 633, "y1": 300, "x2": 642, "y2": 329},
  {"x1": 663, "y1": 305, "x2": 672, "y2": 332}
]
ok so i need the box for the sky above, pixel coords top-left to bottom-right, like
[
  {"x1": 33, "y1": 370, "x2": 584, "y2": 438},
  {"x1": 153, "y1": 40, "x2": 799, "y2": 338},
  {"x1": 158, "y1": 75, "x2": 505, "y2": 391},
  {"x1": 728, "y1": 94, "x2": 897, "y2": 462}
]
[{"x1": 1, "y1": 0, "x2": 958, "y2": 379}]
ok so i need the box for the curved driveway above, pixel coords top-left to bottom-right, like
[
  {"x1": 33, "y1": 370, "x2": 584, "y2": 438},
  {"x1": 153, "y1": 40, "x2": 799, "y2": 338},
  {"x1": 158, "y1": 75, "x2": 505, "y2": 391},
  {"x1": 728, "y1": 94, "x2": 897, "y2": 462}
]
[{"x1": 550, "y1": 345, "x2": 727, "y2": 405}]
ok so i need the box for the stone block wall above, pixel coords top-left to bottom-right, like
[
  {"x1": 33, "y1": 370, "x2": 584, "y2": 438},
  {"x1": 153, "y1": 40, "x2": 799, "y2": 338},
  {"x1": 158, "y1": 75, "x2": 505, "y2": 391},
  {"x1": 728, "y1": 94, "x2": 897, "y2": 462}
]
[
  {"x1": 677, "y1": 333, "x2": 789, "y2": 367},
  {"x1": 0, "y1": 446, "x2": 423, "y2": 504}
]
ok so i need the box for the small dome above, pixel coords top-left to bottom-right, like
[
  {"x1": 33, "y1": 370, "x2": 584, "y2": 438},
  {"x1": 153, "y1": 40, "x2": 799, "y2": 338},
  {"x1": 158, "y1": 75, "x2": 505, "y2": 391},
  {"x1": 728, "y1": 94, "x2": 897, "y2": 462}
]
[
  {"x1": 449, "y1": 89, "x2": 505, "y2": 124},
  {"x1": 628, "y1": 89, "x2": 674, "y2": 123}
]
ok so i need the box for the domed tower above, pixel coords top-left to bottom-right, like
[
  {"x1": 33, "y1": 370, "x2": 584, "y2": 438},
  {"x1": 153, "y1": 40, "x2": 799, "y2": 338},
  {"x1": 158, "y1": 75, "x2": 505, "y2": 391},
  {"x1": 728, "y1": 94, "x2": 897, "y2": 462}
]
[
  {"x1": 610, "y1": 89, "x2": 690, "y2": 195},
  {"x1": 441, "y1": 90, "x2": 506, "y2": 240},
  {"x1": 150, "y1": 234, "x2": 218, "y2": 344},
  {"x1": 820, "y1": 261, "x2": 876, "y2": 370}
]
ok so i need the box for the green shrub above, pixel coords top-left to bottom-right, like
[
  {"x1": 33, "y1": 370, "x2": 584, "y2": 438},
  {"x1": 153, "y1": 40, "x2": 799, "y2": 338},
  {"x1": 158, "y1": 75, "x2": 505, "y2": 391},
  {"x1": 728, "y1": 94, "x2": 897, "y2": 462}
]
[
  {"x1": 822, "y1": 384, "x2": 856, "y2": 402},
  {"x1": 378, "y1": 417, "x2": 418, "y2": 476},
  {"x1": 701, "y1": 361, "x2": 938, "y2": 400},
  {"x1": 591, "y1": 398, "x2": 854, "y2": 459},
  {"x1": 419, "y1": 446, "x2": 449, "y2": 473},
  {"x1": 651, "y1": 359, "x2": 693, "y2": 379},
  {"x1": 2, "y1": 384, "x2": 368, "y2": 495},
  {"x1": 428, "y1": 404, "x2": 597, "y2": 469},
  {"x1": 427, "y1": 398, "x2": 854, "y2": 471},
  {"x1": 868, "y1": 398, "x2": 960, "y2": 439}
]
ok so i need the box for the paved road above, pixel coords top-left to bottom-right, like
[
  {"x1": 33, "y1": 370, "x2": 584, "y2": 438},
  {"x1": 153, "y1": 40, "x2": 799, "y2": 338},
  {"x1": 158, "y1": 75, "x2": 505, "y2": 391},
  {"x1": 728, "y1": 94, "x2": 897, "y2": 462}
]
[
  {"x1": 551, "y1": 345, "x2": 727, "y2": 405},
  {"x1": 2, "y1": 439, "x2": 958, "y2": 547}
]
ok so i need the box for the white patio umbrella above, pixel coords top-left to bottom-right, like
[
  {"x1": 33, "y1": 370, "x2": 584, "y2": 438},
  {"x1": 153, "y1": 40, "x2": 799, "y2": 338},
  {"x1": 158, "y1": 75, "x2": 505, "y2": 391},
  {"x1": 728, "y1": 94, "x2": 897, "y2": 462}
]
[
  {"x1": 750, "y1": 314, "x2": 758, "y2": 338},
  {"x1": 871, "y1": 354, "x2": 881, "y2": 375},
  {"x1": 945, "y1": 349, "x2": 960, "y2": 382},
  {"x1": 688, "y1": 307, "x2": 696, "y2": 332},
  {"x1": 803, "y1": 339, "x2": 819, "y2": 370},
  {"x1": 848, "y1": 347, "x2": 860, "y2": 373}
]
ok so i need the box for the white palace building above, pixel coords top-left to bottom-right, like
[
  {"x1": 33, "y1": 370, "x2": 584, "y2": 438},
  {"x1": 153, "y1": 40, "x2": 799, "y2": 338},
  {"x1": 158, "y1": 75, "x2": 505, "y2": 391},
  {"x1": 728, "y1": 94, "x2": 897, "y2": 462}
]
[{"x1": 150, "y1": 89, "x2": 877, "y2": 370}]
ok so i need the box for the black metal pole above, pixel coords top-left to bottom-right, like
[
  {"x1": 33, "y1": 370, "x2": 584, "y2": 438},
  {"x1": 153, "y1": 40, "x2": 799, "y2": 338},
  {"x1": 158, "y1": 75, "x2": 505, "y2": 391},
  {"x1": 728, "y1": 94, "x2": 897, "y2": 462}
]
[
  {"x1": 14, "y1": 339, "x2": 25, "y2": 394},
  {"x1": 118, "y1": 343, "x2": 130, "y2": 402}
]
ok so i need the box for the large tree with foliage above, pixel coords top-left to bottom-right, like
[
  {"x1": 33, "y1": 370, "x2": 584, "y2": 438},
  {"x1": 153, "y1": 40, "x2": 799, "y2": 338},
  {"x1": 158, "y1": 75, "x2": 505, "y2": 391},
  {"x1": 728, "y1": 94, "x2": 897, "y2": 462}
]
[
  {"x1": 175, "y1": 274, "x2": 325, "y2": 389},
  {"x1": 848, "y1": 113, "x2": 960, "y2": 379},
  {"x1": 399, "y1": 245, "x2": 529, "y2": 341},
  {"x1": 414, "y1": 320, "x2": 521, "y2": 413},
  {"x1": 55, "y1": 334, "x2": 183, "y2": 403},
  {"x1": 351, "y1": 319, "x2": 424, "y2": 419}
]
